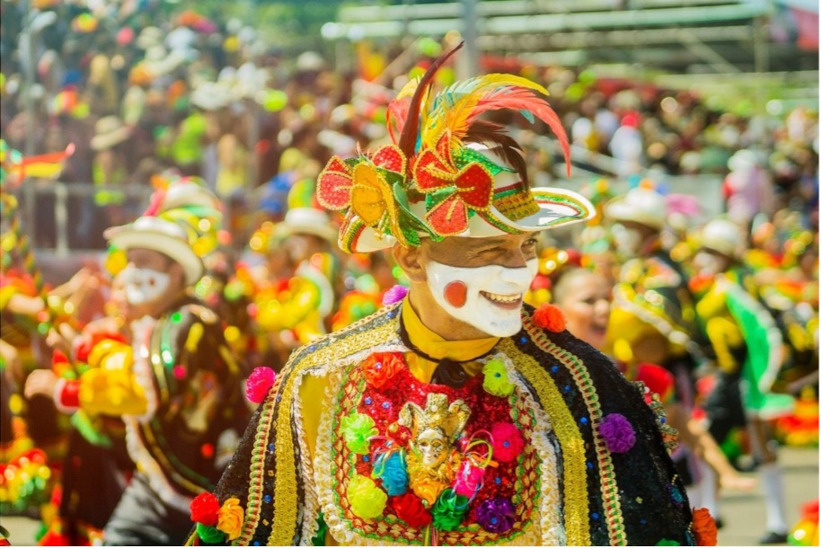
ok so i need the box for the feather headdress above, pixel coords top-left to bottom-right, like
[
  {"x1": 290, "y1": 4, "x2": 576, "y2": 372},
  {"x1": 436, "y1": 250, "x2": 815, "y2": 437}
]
[{"x1": 317, "y1": 44, "x2": 593, "y2": 254}]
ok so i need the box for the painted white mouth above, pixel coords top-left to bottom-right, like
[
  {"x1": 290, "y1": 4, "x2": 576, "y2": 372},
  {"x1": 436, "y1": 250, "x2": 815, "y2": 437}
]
[{"x1": 480, "y1": 291, "x2": 522, "y2": 305}]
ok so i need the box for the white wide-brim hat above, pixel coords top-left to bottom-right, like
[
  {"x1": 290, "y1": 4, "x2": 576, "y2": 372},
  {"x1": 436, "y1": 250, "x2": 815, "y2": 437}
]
[
  {"x1": 272, "y1": 207, "x2": 339, "y2": 244},
  {"x1": 605, "y1": 187, "x2": 667, "y2": 231},
  {"x1": 90, "y1": 116, "x2": 132, "y2": 151},
  {"x1": 104, "y1": 216, "x2": 203, "y2": 285},
  {"x1": 342, "y1": 172, "x2": 595, "y2": 253},
  {"x1": 700, "y1": 218, "x2": 743, "y2": 258}
]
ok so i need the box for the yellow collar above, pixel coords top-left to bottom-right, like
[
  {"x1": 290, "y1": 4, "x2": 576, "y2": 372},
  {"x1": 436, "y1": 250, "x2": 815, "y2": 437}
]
[{"x1": 400, "y1": 298, "x2": 499, "y2": 383}]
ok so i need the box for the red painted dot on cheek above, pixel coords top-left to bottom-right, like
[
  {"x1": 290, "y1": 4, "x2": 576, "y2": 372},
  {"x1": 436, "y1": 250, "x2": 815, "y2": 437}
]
[{"x1": 444, "y1": 281, "x2": 468, "y2": 308}]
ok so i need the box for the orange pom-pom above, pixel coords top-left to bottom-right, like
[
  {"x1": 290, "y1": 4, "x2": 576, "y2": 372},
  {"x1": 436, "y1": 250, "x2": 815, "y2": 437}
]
[
  {"x1": 533, "y1": 304, "x2": 566, "y2": 332},
  {"x1": 692, "y1": 507, "x2": 718, "y2": 546}
]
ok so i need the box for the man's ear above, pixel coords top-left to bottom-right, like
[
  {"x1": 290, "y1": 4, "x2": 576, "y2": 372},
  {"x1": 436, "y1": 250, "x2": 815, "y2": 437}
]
[{"x1": 392, "y1": 243, "x2": 426, "y2": 283}]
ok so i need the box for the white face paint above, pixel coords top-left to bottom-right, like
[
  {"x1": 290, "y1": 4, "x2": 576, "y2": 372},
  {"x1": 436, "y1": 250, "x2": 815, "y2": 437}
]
[
  {"x1": 693, "y1": 251, "x2": 726, "y2": 277},
  {"x1": 119, "y1": 265, "x2": 171, "y2": 306},
  {"x1": 425, "y1": 258, "x2": 538, "y2": 337},
  {"x1": 612, "y1": 223, "x2": 643, "y2": 258}
]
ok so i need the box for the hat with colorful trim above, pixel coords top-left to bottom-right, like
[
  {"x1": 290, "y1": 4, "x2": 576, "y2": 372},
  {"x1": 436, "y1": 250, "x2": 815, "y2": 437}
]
[
  {"x1": 104, "y1": 175, "x2": 223, "y2": 285},
  {"x1": 316, "y1": 44, "x2": 594, "y2": 254}
]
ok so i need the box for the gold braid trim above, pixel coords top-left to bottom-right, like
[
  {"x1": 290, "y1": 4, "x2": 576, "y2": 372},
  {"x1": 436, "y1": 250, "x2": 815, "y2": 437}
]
[
  {"x1": 498, "y1": 339, "x2": 591, "y2": 546},
  {"x1": 262, "y1": 306, "x2": 402, "y2": 546}
]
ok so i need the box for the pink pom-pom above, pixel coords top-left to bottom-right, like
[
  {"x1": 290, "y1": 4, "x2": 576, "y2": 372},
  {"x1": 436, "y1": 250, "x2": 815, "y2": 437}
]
[
  {"x1": 382, "y1": 285, "x2": 409, "y2": 306},
  {"x1": 490, "y1": 422, "x2": 525, "y2": 463},
  {"x1": 245, "y1": 367, "x2": 276, "y2": 404},
  {"x1": 598, "y1": 413, "x2": 636, "y2": 453},
  {"x1": 454, "y1": 461, "x2": 485, "y2": 498}
]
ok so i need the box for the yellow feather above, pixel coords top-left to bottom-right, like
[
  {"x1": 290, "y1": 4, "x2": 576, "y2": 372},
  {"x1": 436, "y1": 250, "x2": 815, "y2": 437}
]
[{"x1": 423, "y1": 73, "x2": 549, "y2": 148}]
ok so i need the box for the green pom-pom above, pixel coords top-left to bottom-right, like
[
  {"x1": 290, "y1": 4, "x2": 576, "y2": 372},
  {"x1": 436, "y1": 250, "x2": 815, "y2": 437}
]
[
  {"x1": 482, "y1": 359, "x2": 514, "y2": 397},
  {"x1": 341, "y1": 412, "x2": 378, "y2": 454},
  {"x1": 196, "y1": 523, "x2": 225, "y2": 544},
  {"x1": 431, "y1": 489, "x2": 468, "y2": 531},
  {"x1": 655, "y1": 539, "x2": 680, "y2": 546}
]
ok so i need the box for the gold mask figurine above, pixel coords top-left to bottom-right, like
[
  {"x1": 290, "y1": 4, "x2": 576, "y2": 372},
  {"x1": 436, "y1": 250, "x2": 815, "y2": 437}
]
[{"x1": 399, "y1": 393, "x2": 470, "y2": 505}]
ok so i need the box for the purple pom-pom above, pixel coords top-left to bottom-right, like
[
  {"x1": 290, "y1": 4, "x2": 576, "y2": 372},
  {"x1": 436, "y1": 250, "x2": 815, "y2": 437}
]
[
  {"x1": 382, "y1": 285, "x2": 409, "y2": 306},
  {"x1": 245, "y1": 366, "x2": 276, "y2": 404},
  {"x1": 475, "y1": 497, "x2": 515, "y2": 533},
  {"x1": 598, "y1": 413, "x2": 636, "y2": 453}
]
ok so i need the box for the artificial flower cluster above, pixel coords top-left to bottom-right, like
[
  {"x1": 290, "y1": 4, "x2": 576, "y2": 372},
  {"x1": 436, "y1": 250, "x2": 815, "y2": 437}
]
[
  {"x1": 340, "y1": 352, "x2": 529, "y2": 534},
  {"x1": 190, "y1": 491, "x2": 245, "y2": 542}
]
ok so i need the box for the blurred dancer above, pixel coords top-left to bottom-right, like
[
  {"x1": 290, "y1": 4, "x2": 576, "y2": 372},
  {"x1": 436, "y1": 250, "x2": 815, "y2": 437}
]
[
  {"x1": 691, "y1": 219, "x2": 795, "y2": 544},
  {"x1": 26, "y1": 177, "x2": 250, "y2": 544}
]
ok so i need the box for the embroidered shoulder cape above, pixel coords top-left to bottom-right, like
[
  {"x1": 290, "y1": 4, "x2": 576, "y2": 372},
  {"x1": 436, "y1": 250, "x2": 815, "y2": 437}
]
[{"x1": 193, "y1": 302, "x2": 698, "y2": 546}]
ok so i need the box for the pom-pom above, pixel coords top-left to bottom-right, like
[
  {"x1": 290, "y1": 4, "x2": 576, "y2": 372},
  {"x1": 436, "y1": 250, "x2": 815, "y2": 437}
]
[
  {"x1": 347, "y1": 474, "x2": 387, "y2": 519},
  {"x1": 190, "y1": 491, "x2": 221, "y2": 526},
  {"x1": 533, "y1": 303, "x2": 566, "y2": 332},
  {"x1": 374, "y1": 452, "x2": 408, "y2": 496},
  {"x1": 598, "y1": 413, "x2": 636, "y2": 454},
  {"x1": 382, "y1": 284, "x2": 409, "y2": 306},
  {"x1": 341, "y1": 412, "x2": 379, "y2": 454},
  {"x1": 656, "y1": 539, "x2": 681, "y2": 545},
  {"x1": 475, "y1": 497, "x2": 516, "y2": 533},
  {"x1": 431, "y1": 489, "x2": 469, "y2": 531},
  {"x1": 196, "y1": 523, "x2": 224, "y2": 544},
  {"x1": 482, "y1": 359, "x2": 514, "y2": 397},
  {"x1": 391, "y1": 493, "x2": 432, "y2": 528},
  {"x1": 691, "y1": 508, "x2": 717, "y2": 546},
  {"x1": 453, "y1": 461, "x2": 485, "y2": 498},
  {"x1": 490, "y1": 422, "x2": 525, "y2": 463},
  {"x1": 216, "y1": 497, "x2": 244, "y2": 541},
  {"x1": 245, "y1": 367, "x2": 276, "y2": 404},
  {"x1": 361, "y1": 352, "x2": 405, "y2": 389}
]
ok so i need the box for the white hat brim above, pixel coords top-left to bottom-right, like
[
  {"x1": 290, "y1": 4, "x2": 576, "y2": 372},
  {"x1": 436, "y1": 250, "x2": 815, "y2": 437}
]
[
  {"x1": 342, "y1": 187, "x2": 594, "y2": 253},
  {"x1": 105, "y1": 221, "x2": 203, "y2": 285}
]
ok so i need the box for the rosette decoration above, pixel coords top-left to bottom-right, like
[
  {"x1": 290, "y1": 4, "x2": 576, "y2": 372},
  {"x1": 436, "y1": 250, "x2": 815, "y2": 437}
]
[
  {"x1": 316, "y1": 43, "x2": 591, "y2": 254},
  {"x1": 189, "y1": 492, "x2": 246, "y2": 542}
]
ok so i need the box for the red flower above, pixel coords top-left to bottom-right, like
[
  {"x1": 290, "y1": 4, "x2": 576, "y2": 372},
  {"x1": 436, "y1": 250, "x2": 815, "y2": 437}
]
[
  {"x1": 190, "y1": 492, "x2": 221, "y2": 526},
  {"x1": 391, "y1": 493, "x2": 433, "y2": 528},
  {"x1": 361, "y1": 352, "x2": 405, "y2": 389},
  {"x1": 533, "y1": 304, "x2": 566, "y2": 332},
  {"x1": 692, "y1": 508, "x2": 718, "y2": 546}
]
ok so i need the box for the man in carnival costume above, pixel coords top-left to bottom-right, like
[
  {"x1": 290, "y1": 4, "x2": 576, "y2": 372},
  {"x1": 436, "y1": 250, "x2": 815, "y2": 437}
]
[
  {"x1": 691, "y1": 218, "x2": 794, "y2": 544},
  {"x1": 26, "y1": 177, "x2": 251, "y2": 545},
  {"x1": 187, "y1": 47, "x2": 714, "y2": 546}
]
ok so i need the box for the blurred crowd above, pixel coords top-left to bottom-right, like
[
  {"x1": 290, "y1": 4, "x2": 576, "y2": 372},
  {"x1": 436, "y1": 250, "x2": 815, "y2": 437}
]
[{"x1": 0, "y1": 0, "x2": 819, "y2": 546}]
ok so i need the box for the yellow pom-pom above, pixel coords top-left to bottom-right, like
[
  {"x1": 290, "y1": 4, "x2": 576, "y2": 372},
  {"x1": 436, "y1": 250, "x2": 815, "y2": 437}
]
[
  {"x1": 347, "y1": 474, "x2": 387, "y2": 519},
  {"x1": 224, "y1": 326, "x2": 240, "y2": 344},
  {"x1": 105, "y1": 248, "x2": 128, "y2": 276}
]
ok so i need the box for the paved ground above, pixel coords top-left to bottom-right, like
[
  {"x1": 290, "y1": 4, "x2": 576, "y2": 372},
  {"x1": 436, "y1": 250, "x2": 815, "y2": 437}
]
[{"x1": 0, "y1": 447, "x2": 818, "y2": 546}]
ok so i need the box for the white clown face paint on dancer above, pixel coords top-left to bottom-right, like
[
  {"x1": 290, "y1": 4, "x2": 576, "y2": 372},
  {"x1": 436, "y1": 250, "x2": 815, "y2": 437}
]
[
  {"x1": 425, "y1": 258, "x2": 538, "y2": 337},
  {"x1": 119, "y1": 265, "x2": 172, "y2": 306}
]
